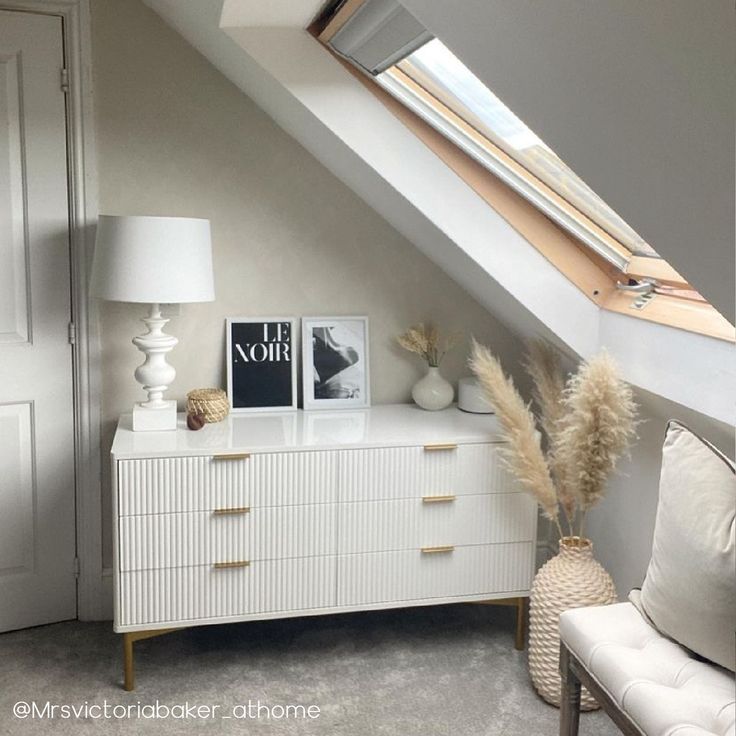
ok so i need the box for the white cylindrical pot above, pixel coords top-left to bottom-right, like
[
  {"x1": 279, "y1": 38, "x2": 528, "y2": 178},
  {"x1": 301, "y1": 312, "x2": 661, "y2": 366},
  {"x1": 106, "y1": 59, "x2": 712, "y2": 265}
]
[
  {"x1": 458, "y1": 377, "x2": 494, "y2": 414},
  {"x1": 412, "y1": 366, "x2": 453, "y2": 411}
]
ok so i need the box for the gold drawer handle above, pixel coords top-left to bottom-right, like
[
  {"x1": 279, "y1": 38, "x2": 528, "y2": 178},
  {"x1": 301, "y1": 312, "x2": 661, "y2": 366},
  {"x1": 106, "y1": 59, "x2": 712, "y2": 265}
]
[
  {"x1": 422, "y1": 495, "x2": 456, "y2": 504},
  {"x1": 212, "y1": 452, "x2": 251, "y2": 461},
  {"x1": 213, "y1": 560, "x2": 250, "y2": 569},
  {"x1": 212, "y1": 507, "x2": 250, "y2": 516},
  {"x1": 423, "y1": 443, "x2": 457, "y2": 452},
  {"x1": 421, "y1": 545, "x2": 455, "y2": 554}
]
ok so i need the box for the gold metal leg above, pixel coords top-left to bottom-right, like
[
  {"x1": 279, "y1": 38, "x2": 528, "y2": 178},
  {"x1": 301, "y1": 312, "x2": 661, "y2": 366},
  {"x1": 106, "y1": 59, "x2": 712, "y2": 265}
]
[
  {"x1": 469, "y1": 596, "x2": 527, "y2": 651},
  {"x1": 123, "y1": 634, "x2": 134, "y2": 691},
  {"x1": 121, "y1": 629, "x2": 178, "y2": 691},
  {"x1": 515, "y1": 597, "x2": 526, "y2": 651}
]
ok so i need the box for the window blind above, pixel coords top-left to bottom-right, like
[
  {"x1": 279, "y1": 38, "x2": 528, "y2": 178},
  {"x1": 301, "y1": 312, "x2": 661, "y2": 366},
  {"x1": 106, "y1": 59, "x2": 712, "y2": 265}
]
[{"x1": 327, "y1": 0, "x2": 432, "y2": 75}]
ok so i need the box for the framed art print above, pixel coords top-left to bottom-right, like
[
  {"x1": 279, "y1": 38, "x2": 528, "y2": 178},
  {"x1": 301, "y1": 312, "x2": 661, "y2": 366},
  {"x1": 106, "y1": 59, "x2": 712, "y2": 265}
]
[
  {"x1": 301, "y1": 316, "x2": 370, "y2": 411},
  {"x1": 226, "y1": 317, "x2": 297, "y2": 412}
]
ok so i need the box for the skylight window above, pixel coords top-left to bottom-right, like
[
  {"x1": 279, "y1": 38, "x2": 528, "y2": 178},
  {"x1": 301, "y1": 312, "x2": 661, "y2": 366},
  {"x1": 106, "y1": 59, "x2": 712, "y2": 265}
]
[
  {"x1": 323, "y1": 0, "x2": 685, "y2": 279},
  {"x1": 319, "y1": 2, "x2": 732, "y2": 337},
  {"x1": 378, "y1": 39, "x2": 661, "y2": 268},
  {"x1": 393, "y1": 40, "x2": 659, "y2": 260}
]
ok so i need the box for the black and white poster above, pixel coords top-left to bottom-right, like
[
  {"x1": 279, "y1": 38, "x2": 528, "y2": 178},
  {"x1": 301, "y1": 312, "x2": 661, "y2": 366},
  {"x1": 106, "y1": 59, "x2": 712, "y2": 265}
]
[
  {"x1": 301, "y1": 316, "x2": 370, "y2": 411},
  {"x1": 226, "y1": 318, "x2": 297, "y2": 412}
]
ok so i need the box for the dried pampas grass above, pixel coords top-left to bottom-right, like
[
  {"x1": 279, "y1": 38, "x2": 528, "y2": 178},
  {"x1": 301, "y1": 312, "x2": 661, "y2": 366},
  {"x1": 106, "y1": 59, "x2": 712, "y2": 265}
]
[
  {"x1": 524, "y1": 340, "x2": 566, "y2": 441},
  {"x1": 471, "y1": 339, "x2": 638, "y2": 543},
  {"x1": 470, "y1": 340, "x2": 562, "y2": 536},
  {"x1": 397, "y1": 324, "x2": 459, "y2": 367},
  {"x1": 555, "y1": 351, "x2": 637, "y2": 533},
  {"x1": 524, "y1": 340, "x2": 576, "y2": 529}
]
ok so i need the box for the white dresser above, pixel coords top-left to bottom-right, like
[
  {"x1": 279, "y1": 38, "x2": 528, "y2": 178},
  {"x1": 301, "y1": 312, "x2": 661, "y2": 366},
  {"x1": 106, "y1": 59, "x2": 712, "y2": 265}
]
[{"x1": 111, "y1": 404, "x2": 537, "y2": 689}]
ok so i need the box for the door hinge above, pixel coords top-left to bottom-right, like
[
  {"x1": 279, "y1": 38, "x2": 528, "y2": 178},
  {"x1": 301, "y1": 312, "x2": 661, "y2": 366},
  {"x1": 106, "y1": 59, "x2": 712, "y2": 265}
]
[
  {"x1": 60, "y1": 67, "x2": 69, "y2": 93},
  {"x1": 73, "y1": 557, "x2": 80, "y2": 578},
  {"x1": 68, "y1": 322, "x2": 76, "y2": 345}
]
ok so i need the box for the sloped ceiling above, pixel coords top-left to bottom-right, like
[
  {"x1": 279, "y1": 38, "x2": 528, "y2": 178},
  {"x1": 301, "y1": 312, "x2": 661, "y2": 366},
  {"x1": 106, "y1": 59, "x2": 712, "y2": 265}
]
[
  {"x1": 142, "y1": 0, "x2": 734, "y2": 424},
  {"x1": 401, "y1": 0, "x2": 735, "y2": 323}
]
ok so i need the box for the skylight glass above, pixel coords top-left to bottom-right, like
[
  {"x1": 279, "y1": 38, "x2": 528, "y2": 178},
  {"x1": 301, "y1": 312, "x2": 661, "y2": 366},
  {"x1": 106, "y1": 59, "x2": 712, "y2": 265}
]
[{"x1": 389, "y1": 39, "x2": 660, "y2": 259}]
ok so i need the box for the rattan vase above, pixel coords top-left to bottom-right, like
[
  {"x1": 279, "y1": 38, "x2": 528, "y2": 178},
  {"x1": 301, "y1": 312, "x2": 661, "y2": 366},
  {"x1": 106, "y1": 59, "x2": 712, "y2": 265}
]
[{"x1": 529, "y1": 536, "x2": 617, "y2": 709}]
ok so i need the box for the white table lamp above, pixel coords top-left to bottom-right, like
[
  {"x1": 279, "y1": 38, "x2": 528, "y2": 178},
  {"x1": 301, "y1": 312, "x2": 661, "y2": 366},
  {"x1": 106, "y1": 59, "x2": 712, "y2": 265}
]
[{"x1": 91, "y1": 215, "x2": 215, "y2": 431}]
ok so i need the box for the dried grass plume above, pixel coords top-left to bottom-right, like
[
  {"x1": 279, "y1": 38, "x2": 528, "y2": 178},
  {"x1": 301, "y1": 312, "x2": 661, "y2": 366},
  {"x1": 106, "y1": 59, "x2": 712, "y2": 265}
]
[
  {"x1": 470, "y1": 340, "x2": 562, "y2": 535},
  {"x1": 524, "y1": 340, "x2": 576, "y2": 527},
  {"x1": 471, "y1": 340, "x2": 638, "y2": 543},
  {"x1": 524, "y1": 340, "x2": 566, "y2": 442},
  {"x1": 397, "y1": 324, "x2": 459, "y2": 367},
  {"x1": 555, "y1": 351, "x2": 637, "y2": 521}
]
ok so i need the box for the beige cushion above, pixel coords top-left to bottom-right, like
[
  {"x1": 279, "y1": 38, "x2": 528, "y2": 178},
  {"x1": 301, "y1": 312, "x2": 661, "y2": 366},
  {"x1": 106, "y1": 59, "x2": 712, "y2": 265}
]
[{"x1": 635, "y1": 420, "x2": 735, "y2": 671}]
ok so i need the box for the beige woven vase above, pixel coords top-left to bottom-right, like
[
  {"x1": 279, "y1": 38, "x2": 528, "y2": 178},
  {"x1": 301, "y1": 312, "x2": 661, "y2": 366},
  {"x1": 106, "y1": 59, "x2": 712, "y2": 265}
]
[{"x1": 529, "y1": 536, "x2": 617, "y2": 710}]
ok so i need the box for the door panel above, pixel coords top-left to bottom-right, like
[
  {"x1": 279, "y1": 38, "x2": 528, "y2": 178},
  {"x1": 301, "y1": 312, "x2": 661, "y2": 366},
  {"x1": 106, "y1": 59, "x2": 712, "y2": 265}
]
[
  {"x1": 0, "y1": 402, "x2": 34, "y2": 572},
  {"x1": 0, "y1": 49, "x2": 29, "y2": 343},
  {"x1": 0, "y1": 11, "x2": 76, "y2": 631}
]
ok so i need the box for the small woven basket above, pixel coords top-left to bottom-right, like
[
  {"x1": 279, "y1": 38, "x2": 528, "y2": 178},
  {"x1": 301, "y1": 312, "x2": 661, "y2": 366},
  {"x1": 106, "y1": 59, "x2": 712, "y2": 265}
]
[{"x1": 186, "y1": 388, "x2": 229, "y2": 423}]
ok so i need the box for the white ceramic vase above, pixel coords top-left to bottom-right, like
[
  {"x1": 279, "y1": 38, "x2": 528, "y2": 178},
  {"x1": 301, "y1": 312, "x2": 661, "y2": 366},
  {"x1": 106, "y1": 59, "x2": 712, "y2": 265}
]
[{"x1": 412, "y1": 366, "x2": 454, "y2": 411}]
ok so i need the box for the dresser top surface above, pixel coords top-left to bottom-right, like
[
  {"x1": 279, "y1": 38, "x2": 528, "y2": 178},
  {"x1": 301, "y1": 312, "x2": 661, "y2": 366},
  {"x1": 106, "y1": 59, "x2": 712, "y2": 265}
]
[{"x1": 111, "y1": 404, "x2": 503, "y2": 458}]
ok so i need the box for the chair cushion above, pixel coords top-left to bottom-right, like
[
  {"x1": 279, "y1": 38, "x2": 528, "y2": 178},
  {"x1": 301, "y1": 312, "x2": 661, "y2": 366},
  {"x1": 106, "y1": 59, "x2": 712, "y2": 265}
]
[
  {"x1": 560, "y1": 602, "x2": 735, "y2": 736},
  {"x1": 636, "y1": 421, "x2": 735, "y2": 671}
]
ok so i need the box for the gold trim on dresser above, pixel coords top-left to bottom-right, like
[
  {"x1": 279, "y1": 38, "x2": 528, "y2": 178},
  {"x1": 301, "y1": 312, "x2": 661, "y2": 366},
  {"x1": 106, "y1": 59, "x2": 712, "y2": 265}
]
[
  {"x1": 420, "y1": 545, "x2": 455, "y2": 554},
  {"x1": 421, "y1": 494, "x2": 456, "y2": 503},
  {"x1": 212, "y1": 561, "x2": 251, "y2": 569},
  {"x1": 212, "y1": 507, "x2": 251, "y2": 515},
  {"x1": 212, "y1": 452, "x2": 252, "y2": 461},
  {"x1": 423, "y1": 443, "x2": 458, "y2": 451}
]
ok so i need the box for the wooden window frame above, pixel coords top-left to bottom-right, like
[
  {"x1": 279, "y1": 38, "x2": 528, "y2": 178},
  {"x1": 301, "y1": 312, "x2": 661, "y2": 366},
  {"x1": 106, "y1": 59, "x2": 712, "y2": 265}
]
[
  {"x1": 311, "y1": 7, "x2": 734, "y2": 342},
  {"x1": 384, "y1": 67, "x2": 633, "y2": 265}
]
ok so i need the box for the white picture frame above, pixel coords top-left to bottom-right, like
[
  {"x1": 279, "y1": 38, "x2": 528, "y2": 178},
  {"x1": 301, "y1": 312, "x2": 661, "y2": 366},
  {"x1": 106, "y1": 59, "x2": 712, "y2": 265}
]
[
  {"x1": 226, "y1": 317, "x2": 298, "y2": 413},
  {"x1": 301, "y1": 316, "x2": 370, "y2": 411}
]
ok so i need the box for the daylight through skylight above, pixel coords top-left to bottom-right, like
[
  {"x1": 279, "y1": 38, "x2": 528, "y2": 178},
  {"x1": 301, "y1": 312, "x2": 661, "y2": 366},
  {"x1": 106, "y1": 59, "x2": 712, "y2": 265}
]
[{"x1": 385, "y1": 39, "x2": 660, "y2": 260}]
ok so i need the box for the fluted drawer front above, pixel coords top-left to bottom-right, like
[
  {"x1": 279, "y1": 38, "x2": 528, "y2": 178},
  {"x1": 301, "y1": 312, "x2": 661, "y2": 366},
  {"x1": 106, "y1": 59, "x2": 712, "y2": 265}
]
[
  {"x1": 339, "y1": 444, "x2": 512, "y2": 502},
  {"x1": 118, "y1": 556, "x2": 336, "y2": 627},
  {"x1": 119, "y1": 504, "x2": 338, "y2": 572},
  {"x1": 118, "y1": 451, "x2": 337, "y2": 515},
  {"x1": 338, "y1": 493, "x2": 536, "y2": 554},
  {"x1": 338, "y1": 542, "x2": 534, "y2": 607}
]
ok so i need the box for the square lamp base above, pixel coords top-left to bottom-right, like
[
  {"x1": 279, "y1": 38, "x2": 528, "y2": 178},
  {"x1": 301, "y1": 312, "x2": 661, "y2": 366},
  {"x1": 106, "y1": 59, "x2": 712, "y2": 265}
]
[{"x1": 132, "y1": 400, "x2": 177, "y2": 432}]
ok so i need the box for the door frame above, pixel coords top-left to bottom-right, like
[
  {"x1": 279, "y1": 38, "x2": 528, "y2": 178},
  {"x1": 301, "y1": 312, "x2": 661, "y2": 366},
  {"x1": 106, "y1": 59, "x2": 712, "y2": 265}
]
[{"x1": 1, "y1": 0, "x2": 104, "y2": 619}]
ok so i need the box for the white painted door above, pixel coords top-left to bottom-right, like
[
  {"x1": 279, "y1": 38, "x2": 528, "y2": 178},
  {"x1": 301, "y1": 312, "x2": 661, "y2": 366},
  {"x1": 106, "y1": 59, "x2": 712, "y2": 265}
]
[{"x1": 0, "y1": 11, "x2": 76, "y2": 631}]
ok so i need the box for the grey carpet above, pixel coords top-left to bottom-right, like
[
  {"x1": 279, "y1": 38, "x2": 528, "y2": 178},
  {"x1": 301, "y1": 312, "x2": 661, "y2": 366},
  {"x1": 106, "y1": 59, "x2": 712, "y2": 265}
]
[{"x1": 0, "y1": 604, "x2": 618, "y2": 735}]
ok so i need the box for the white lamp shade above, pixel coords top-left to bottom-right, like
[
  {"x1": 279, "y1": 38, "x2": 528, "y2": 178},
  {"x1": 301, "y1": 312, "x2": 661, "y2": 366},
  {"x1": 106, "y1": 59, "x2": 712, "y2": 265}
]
[{"x1": 91, "y1": 215, "x2": 215, "y2": 303}]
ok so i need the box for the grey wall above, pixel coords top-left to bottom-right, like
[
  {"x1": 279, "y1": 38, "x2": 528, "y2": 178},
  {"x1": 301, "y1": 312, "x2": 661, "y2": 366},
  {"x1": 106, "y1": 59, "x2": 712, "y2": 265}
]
[{"x1": 91, "y1": 0, "x2": 522, "y2": 568}]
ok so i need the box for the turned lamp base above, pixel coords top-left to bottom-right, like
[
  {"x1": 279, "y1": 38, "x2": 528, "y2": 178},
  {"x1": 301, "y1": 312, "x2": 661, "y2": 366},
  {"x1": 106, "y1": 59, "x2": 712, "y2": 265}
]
[
  {"x1": 131, "y1": 303, "x2": 179, "y2": 432},
  {"x1": 132, "y1": 400, "x2": 177, "y2": 431}
]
